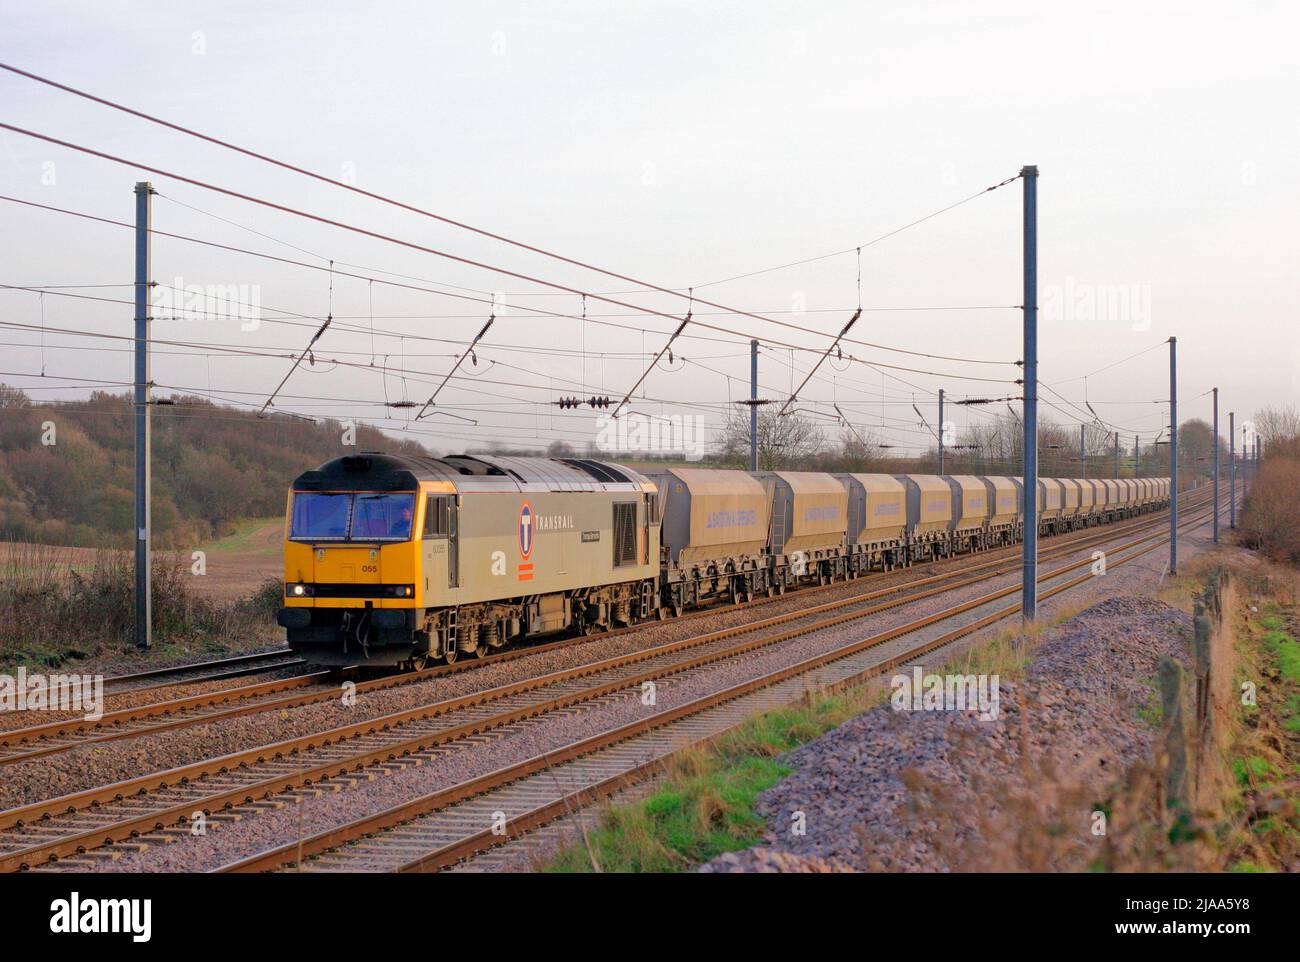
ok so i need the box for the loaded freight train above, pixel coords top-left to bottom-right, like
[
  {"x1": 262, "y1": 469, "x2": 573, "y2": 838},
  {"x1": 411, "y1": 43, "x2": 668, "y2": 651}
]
[{"x1": 278, "y1": 453, "x2": 1171, "y2": 669}]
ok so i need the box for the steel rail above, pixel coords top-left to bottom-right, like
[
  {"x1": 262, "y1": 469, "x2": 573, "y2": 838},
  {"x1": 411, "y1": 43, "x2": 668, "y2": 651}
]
[
  {"x1": 0, "y1": 492, "x2": 1201, "y2": 775},
  {"x1": 101, "y1": 647, "x2": 296, "y2": 690},
  {"x1": 0, "y1": 495, "x2": 1199, "y2": 766}
]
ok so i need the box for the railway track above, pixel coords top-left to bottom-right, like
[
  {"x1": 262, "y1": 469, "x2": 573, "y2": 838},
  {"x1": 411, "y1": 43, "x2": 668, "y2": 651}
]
[
  {"x1": 102, "y1": 648, "x2": 306, "y2": 696},
  {"x1": 221, "y1": 501, "x2": 1222, "y2": 873},
  {"x1": 4, "y1": 497, "x2": 1215, "y2": 873},
  {"x1": 0, "y1": 496, "x2": 1205, "y2": 768}
]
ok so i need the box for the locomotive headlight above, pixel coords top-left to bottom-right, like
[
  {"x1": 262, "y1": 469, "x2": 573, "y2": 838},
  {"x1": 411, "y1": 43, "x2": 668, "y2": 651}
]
[
  {"x1": 288, "y1": 583, "x2": 312, "y2": 597},
  {"x1": 383, "y1": 584, "x2": 415, "y2": 598}
]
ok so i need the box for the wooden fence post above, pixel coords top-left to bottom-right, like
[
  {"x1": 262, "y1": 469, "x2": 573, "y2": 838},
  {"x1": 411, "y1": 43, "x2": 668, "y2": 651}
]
[{"x1": 1158, "y1": 656, "x2": 1188, "y2": 813}]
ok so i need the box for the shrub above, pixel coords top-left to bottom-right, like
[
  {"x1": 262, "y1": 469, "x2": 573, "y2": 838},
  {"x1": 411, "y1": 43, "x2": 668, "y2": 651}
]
[
  {"x1": 0, "y1": 540, "x2": 277, "y2": 667},
  {"x1": 1240, "y1": 442, "x2": 1300, "y2": 563}
]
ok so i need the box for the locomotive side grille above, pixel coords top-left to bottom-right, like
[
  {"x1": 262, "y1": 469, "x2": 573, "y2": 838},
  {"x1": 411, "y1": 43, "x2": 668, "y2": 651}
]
[{"x1": 613, "y1": 501, "x2": 638, "y2": 567}]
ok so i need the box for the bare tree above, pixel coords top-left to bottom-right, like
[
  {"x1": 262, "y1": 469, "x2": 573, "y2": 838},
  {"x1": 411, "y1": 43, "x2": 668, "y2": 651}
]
[
  {"x1": 716, "y1": 405, "x2": 823, "y2": 470},
  {"x1": 0, "y1": 383, "x2": 30, "y2": 408},
  {"x1": 1253, "y1": 404, "x2": 1300, "y2": 447}
]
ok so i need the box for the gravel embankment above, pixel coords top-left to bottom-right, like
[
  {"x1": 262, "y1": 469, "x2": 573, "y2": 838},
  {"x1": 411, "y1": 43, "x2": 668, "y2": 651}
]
[
  {"x1": 699, "y1": 593, "x2": 1194, "y2": 872},
  {"x1": 469, "y1": 515, "x2": 1222, "y2": 872}
]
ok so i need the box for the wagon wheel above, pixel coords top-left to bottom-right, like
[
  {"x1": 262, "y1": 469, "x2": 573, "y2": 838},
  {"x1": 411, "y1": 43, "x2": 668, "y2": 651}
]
[
  {"x1": 409, "y1": 652, "x2": 431, "y2": 672},
  {"x1": 443, "y1": 646, "x2": 458, "y2": 665}
]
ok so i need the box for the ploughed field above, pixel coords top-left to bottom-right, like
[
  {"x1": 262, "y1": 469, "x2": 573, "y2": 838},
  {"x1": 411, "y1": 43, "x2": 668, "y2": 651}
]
[{"x1": 0, "y1": 518, "x2": 282, "y2": 604}]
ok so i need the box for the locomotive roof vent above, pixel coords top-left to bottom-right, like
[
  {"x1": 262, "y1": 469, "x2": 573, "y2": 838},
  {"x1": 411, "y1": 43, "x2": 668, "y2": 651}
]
[{"x1": 560, "y1": 458, "x2": 631, "y2": 484}]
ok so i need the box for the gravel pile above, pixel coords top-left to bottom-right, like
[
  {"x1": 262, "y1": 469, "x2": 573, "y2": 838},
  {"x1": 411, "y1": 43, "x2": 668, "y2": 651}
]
[
  {"x1": 700, "y1": 849, "x2": 856, "y2": 873},
  {"x1": 700, "y1": 594, "x2": 1194, "y2": 872}
]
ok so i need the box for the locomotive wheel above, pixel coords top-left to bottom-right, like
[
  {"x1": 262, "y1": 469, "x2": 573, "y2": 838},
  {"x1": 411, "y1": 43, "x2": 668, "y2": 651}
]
[
  {"x1": 474, "y1": 643, "x2": 489, "y2": 659},
  {"x1": 410, "y1": 652, "x2": 430, "y2": 672},
  {"x1": 443, "y1": 646, "x2": 458, "y2": 665}
]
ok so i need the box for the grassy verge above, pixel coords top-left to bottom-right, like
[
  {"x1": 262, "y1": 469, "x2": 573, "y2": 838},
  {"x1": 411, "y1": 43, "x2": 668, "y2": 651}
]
[
  {"x1": 1221, "y1": 599, "x2": 1300, "y2": 871},
  {"x1": 542, "y1": 687, "x2": 878, "y2": 872},
  {"x1": 198, "y1": 517, "x2": 282, "y2": 554},
  {"x1": 540, "y1": 599, "x2": 1088, "y2": 873}
]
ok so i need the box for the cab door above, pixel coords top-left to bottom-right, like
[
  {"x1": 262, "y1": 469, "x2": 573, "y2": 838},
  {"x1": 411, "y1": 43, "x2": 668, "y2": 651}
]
[
  {"x1": 447, "y1": 497, "x2": 460, "y2": 588},
  {"x1": 422, "y1": 493, "x2": 459, "y2": 595}
]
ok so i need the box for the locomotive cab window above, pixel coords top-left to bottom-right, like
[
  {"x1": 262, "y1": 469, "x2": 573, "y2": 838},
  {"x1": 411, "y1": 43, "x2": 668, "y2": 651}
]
[
  {"x1": 289, "y1": 491, "x2": 415, "y2": 542},
  {"x1": 290, "y1": 492, "x2": 351, "y2": 541},
  {"x1": 424, "y1": 494, "x2": 450, "y2": 539},
  {"x1": 613, "y1": 501, "x2": 638, "y2": 567}
]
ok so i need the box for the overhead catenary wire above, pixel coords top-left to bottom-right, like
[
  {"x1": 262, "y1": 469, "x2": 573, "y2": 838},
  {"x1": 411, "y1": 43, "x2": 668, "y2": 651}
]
[
  {"x1": 777, "y1": 309, "x2": 861, "y2": 416},
  {"x1": 0, "y1": 79, "x2": 1176, "y2": 453},
  {"x1": 413, "y1": 305, "x2": 495, "y2": 420},
  {"x1": 0, "y1": 63, "x2": 1018, "y2": 368},
  {"x1": 683, "y1": 174, "x2": 1024, "y2": 291},
  {"x1": 258, "y1": 260, "x2": 334, "y2": 416},
  {"x1": 0, "y1": 196, "x2": 1018, "y2": 381}
]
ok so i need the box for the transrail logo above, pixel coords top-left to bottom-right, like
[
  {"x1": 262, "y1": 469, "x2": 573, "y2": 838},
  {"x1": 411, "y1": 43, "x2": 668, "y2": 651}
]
[
  {"x1": 49, "y1": 892, "x2": 151, "y2": 942},
  {"x1": 518, "y1": 502, "x2": 533, "y2": 559},
  {"x1": 0, "y1": 669, "x2": 103, "y2": 721}
]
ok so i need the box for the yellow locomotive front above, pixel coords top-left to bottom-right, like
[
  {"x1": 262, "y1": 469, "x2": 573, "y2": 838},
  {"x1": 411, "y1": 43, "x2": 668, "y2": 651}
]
[
  {"x1": 279, "y1": 453, "x2": 444, "y2": 668},
  {"x1": 279, "y1": 452, "x2": 661, "y2": 669}
]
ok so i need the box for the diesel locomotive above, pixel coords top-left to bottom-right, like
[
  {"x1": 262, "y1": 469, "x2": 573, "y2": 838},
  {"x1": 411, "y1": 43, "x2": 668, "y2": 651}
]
[{"x1": 277, "y1": 452, "x2": 1170, "y2": 669}]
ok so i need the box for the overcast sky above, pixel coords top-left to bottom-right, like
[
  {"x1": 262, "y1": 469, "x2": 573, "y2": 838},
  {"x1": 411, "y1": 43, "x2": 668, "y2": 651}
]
[{"x1": 1, "y1": 1, "x2": 1296, "y2": 458}]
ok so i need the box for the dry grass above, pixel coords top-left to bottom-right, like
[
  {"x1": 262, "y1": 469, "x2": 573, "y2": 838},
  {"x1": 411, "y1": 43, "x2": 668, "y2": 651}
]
[
  {"x1": 0, "y1": 538, "x2": 281, "y2": 670},
  {"x1": 1240, "y1": 439, "x2": 1300, "y2": 562},
  {"x1": 537, "y1": 682, "x2": 885, "y2": 872},
  {"x1": 903, "y1": 558, "x2": 1300, "y2": 873},
  {"x1": 940, "y1": 602, "x2": 1083, "y2": 680}
]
